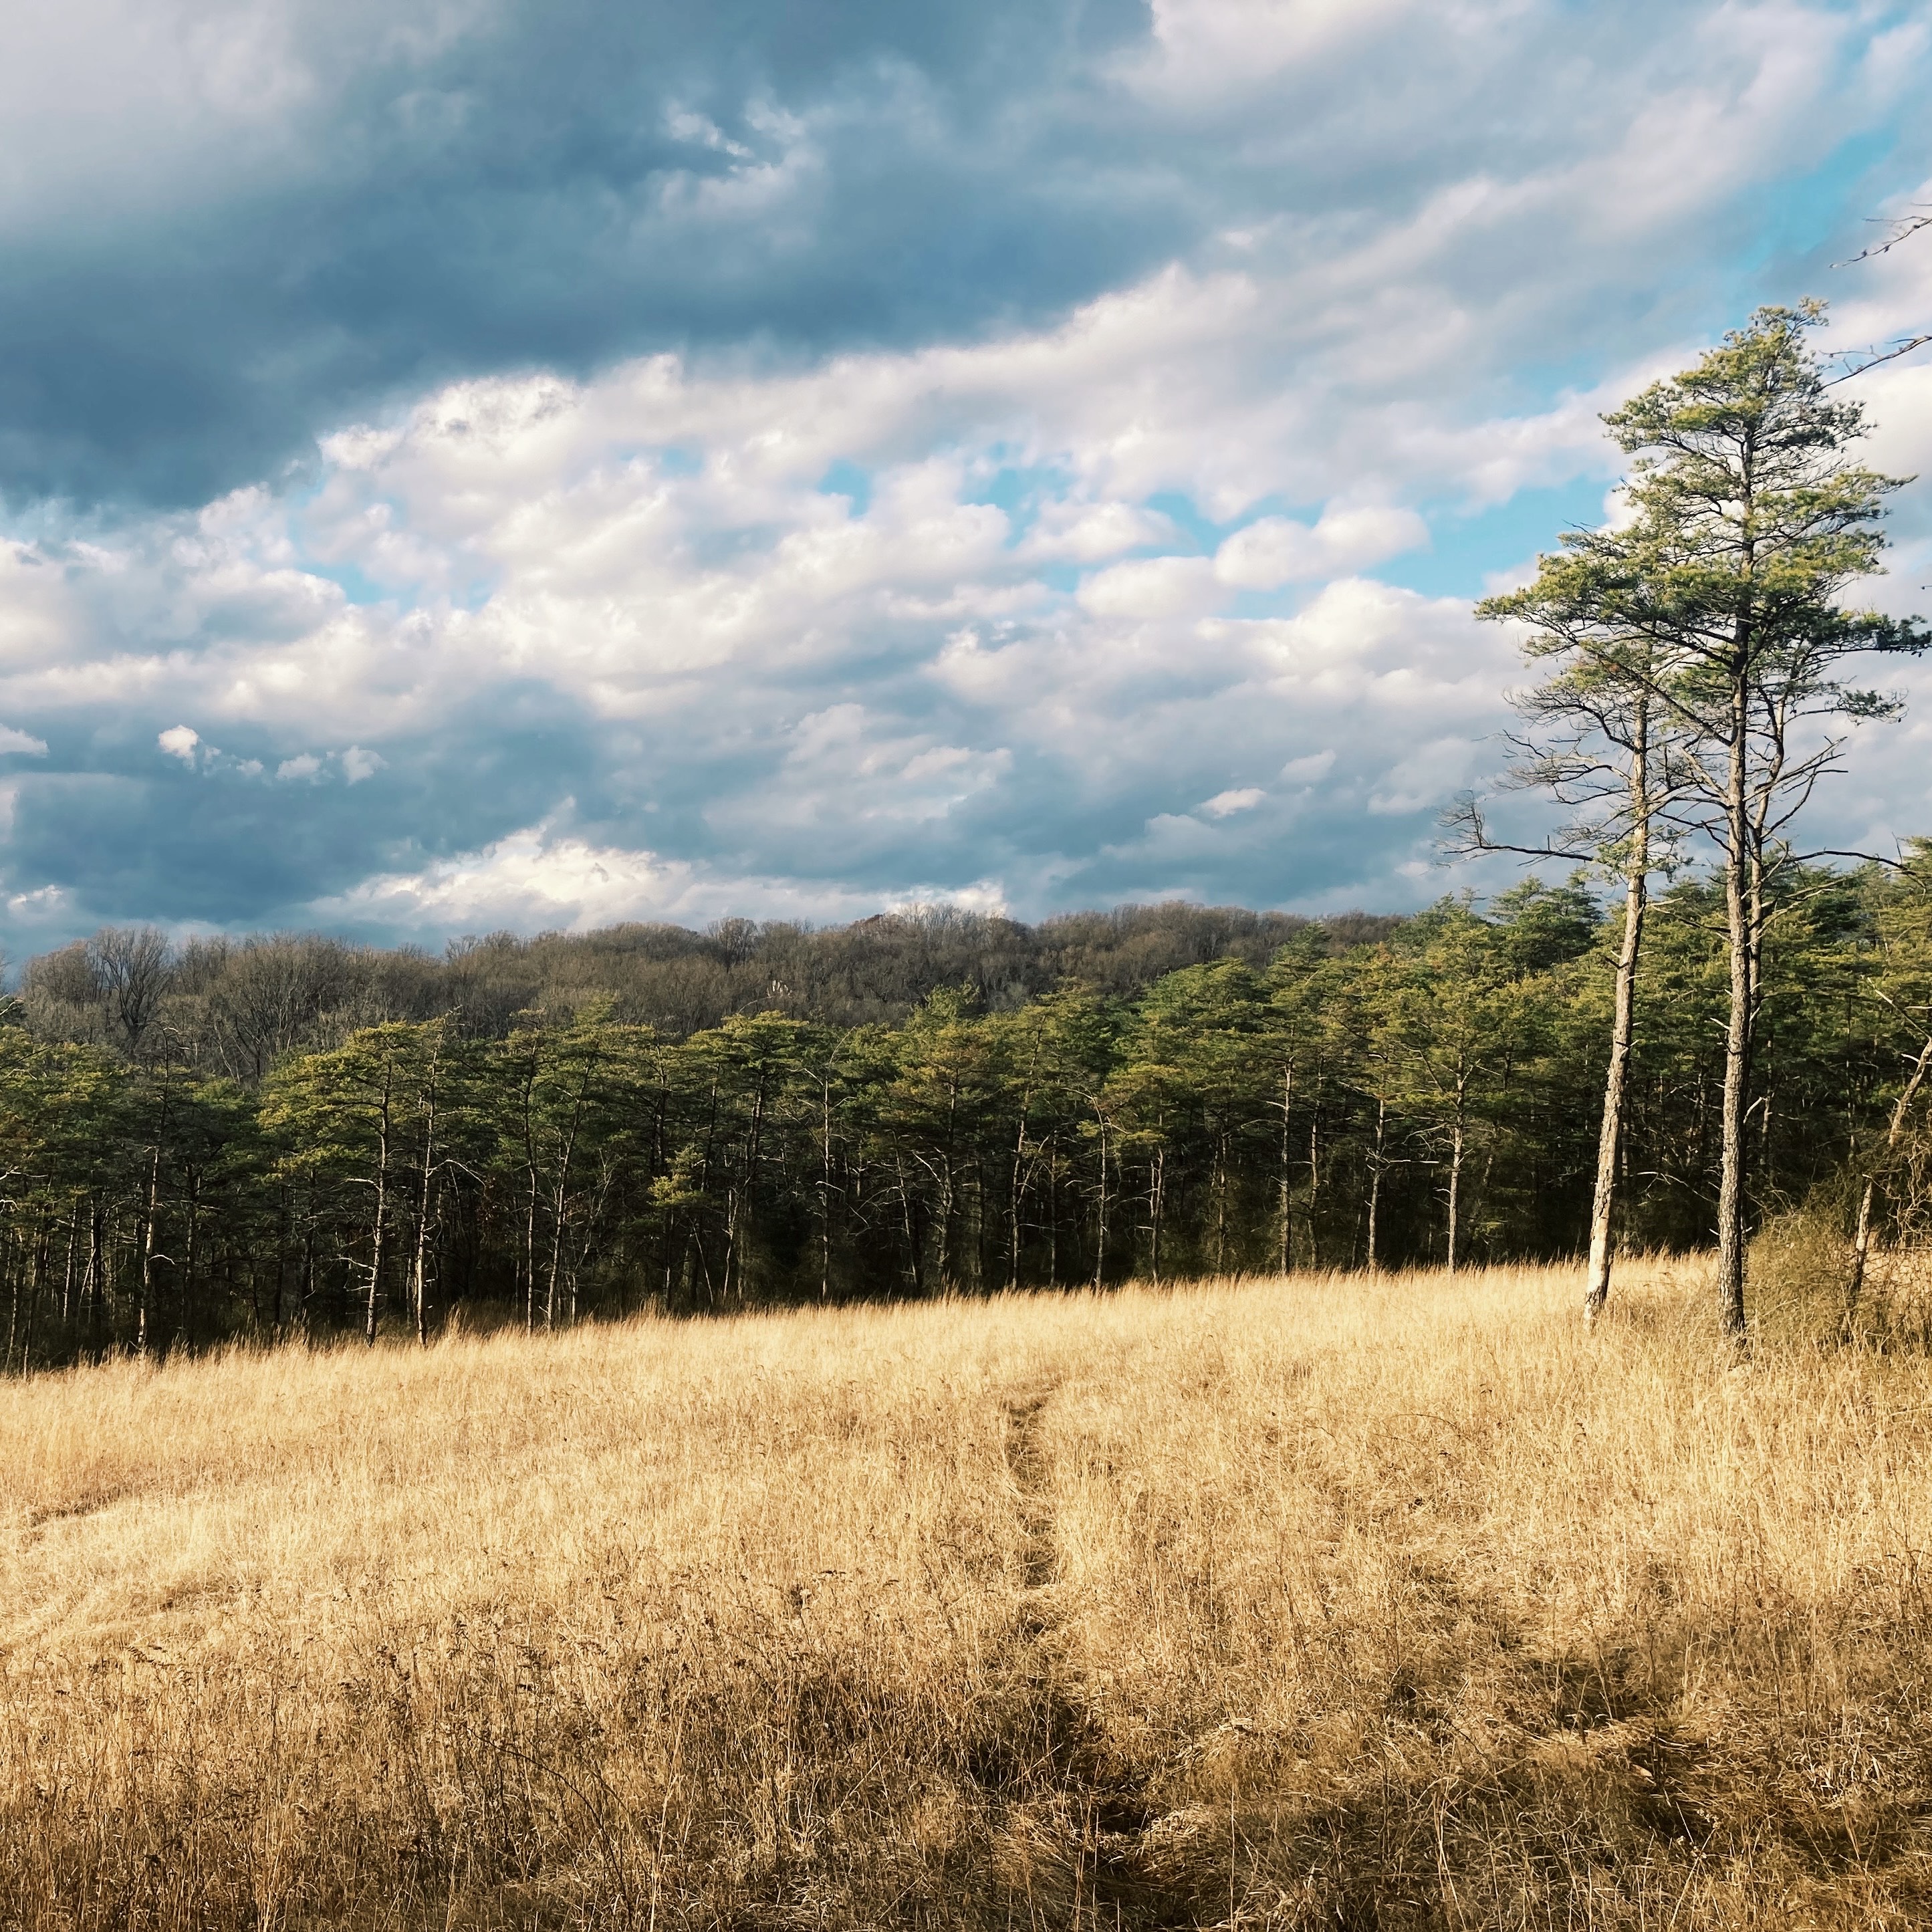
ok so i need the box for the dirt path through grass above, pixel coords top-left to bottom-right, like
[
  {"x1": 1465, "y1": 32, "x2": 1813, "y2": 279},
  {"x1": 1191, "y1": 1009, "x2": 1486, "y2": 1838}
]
[{"x1": 7, "y1": 1264, "x2": 1932, "y2": 1927}]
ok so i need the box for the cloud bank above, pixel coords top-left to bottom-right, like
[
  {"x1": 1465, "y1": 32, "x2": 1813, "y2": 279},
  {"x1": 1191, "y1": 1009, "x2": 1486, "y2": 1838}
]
[{"x1": 1, "y1": 0, "x2": 1931, "y2": 945}]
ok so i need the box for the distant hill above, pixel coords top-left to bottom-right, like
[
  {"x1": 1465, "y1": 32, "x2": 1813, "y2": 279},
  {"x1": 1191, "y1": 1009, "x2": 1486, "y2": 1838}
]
[{"x1": 20, "y1": 901, "x2": 1406, "y2": 1073}]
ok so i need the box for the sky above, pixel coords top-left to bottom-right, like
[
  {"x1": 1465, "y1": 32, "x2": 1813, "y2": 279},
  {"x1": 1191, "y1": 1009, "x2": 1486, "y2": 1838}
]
[{"x1": 3, "y1": 0, "x2": 1932, "y2": 950}]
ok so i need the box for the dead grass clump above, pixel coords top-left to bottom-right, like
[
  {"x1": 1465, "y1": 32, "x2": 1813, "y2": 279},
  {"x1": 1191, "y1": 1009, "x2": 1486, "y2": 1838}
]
[
  {"x1": 1749, "y1": 1204, "x2": 1855, "y2": 1332},
  {"x1": 1753, "y1": 1201, "x2": 1932, "y2": 1350},
  {"x1": 8, "y1": 1265, "x2": 1932, "y2": 1925}
]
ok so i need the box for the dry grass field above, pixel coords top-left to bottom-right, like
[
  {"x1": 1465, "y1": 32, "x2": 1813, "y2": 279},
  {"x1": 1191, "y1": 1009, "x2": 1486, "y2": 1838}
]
[{"x1": 6, "y1": 1261, "x2": 1932, "y2": 1928}]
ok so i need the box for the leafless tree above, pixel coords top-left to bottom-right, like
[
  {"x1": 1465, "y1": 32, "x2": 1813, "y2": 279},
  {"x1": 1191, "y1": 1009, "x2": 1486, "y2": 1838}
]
[{"x1": 87, "y1": 927, "x2": 173, "y2": 1058}]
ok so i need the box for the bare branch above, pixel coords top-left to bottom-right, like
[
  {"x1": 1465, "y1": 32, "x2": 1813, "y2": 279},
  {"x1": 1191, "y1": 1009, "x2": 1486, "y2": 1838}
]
[
  {"x1": 1833, "y1": 207, "x2": 1932, "y2": 267},
  {"x1": 1822, "y1": 335, "x2": 1932, "y2": 387}
]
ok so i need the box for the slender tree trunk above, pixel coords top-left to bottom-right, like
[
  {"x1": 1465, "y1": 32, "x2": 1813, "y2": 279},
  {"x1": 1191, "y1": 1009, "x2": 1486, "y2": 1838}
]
[
  {"x1": 184, "y1": 1172, "x2": 201, "y2": 1343},
  {"x1": 366, "y1": 1066, "x2": 393, "y2": 1345},
  {"x1": 61, "y1": 1205, "x2": 77, "y2": 1327},
  {"x1": 5, "y1": 1231, "x2": 19, "y2": 1374},
  {"x1": 729, "y1": 1070, "x2": 766, "y2": 1304},
  {"x1": 1308, "y1": 1102, "x2": 1321, "y2": 1268},
  {"x1": 1008, "y1": 1118, "x2": 1026, "y2": 1295},
  {"x1": 1849, "y1": 1036, "x2": 1932, "y2": 1321},
  {"x1": 138, "y1": 1145, "x2": 161, "y2": 1356},
  {"x1": 824, "y1": 1075, "x2": 836, "y2": 1300},
  {"x1": 20, "y1": 1223, "x2": 41, "y2": 1372},
  {"x1": 935, "y1": 1159, "x2": 953, "y2": 1291},
  {"x1": 1365, "y1": 1097, "x2": 1386, "y2": 1274},
  {"x1": 412, "y1": 1052, "x2": 440, "y2": 1347},
  {"x1": 1148, "y1": 1144, "x2": 1165, "y2": 1287},
  {"x1": 720, "y1": 1185, "x2": 739, "y2": 1306},
  {"x1": 1213, "y1": 1133, "x2": 1227, "y2": 1272},
  {"x1": 515, "y1": 1047, "x2": 542, "y2": 1334},
  {"x1": 294, "y1": 1216, "x2": 308, "y2": 1335},
  {"x1": 1716, "y1": 680, "x2": 1753, "y2": 1343},
  {"x1": 1445, "y1": 1112, "x2": 1464, "y2": 1276},
  {"x1": 1586, "y1": 729, "x2": 1651, "y2": 1321},
  {"x1": 894, "y1": 1155, "x2": 923, "y2": 1296},
  {"x1": 1091, "y1": 1107, "x2": 1108, "y2": 1290},
  {"x1": 84, "y1": 1202, "x2": 102, "y2": 1358},
  {"x1": 1046, "y1": 1151, "x2": 1058, "y2": 1288},
  {"x1": 1278, "y1": 1064, "x2": 1294, "y2": 1276}
]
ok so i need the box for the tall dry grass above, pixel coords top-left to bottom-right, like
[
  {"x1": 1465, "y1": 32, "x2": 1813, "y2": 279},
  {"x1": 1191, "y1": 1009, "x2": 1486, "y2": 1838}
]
[{"x1": 5, "y1": 1261, "x2": 1932, "y2": 1927}]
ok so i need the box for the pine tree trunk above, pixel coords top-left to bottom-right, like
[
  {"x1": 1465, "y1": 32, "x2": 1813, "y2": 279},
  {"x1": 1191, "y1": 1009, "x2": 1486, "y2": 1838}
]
[
  {"x1": 19, "y1": 1223, "x2": 41, "y2": 1372},
  {"x1": 138, "y1": 1146, "x2": 161, "y2": 1356},
  {"x1": 1278, "y1": 1065, "x2": 1293, "y2": 1276},
  {"x1": 61, "y1": 1205, "x2": 76, "y2": 1328},
  {"x1": 1716, "y1": 692, "x2": 1753, "y2": 1344},
  {"x1": 1849, "y1": 1036, "x2": 1932, "y2": 1322},
  {"x1": 1586, "y1": 731, "x2": 1650, "y2": 1321},
  {"x1": 1091, "y1": 1107, "x2": 1108, "y2": 1290},
  {"x1": 1365, "y1": 1098, "x2": 1386, "y2": 1274},
  {"x1": 366, "y1": 1067, "x2": 393, "y2": 1346},
  {"x1": 185, "y1": 1173, "x2": 201, "y2": 1342},
  {"x1": 1149, "y1": 1144, "x2": 1165, "y2": 1287},
  {"x1": 1445, "y1": 1114, "x2": 1463, "y2": 1276},
  {"x1": 5, "y1": 1235, "x2": 18, "y2": 1374},
  {"x1": 1308, "y1": 1104, "x2": 1321, "y2": 1269},
  {"x1": 825, "y1": 1076, "x2": 837, "y2": 1300},
  {"x1": 84, "y1": 1202, "x2": 102, "y2": 1358},
  {"x1": 412, "y1": 1060, "x2": 439, "y2": 1348}
]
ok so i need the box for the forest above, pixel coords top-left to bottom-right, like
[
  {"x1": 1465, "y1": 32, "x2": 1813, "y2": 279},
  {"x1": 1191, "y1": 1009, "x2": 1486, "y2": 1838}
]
[
  {"x1": 3, "y1": 304, "x2": 1929, "y2": 1366},
  {"x1": 3, "y1": 854, "x2": 1930, "y2": 1369}
]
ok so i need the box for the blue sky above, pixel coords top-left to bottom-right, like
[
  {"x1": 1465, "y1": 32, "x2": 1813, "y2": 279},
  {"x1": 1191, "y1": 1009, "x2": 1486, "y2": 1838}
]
[{"x1": 3, "y1": 0, "x2": 1932, "y2": 946}]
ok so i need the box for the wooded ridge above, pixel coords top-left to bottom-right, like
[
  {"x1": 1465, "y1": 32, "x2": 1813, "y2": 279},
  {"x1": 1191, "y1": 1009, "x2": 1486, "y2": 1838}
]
[{"x1": 4, "y1": 864, "x2": 1929, "y2": 1366}]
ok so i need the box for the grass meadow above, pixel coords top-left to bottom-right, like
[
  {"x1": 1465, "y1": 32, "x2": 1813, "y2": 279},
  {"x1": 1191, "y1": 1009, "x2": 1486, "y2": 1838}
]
[{"x1": 6, "y1": 1261, "x2": 1932, "y2": 1927}]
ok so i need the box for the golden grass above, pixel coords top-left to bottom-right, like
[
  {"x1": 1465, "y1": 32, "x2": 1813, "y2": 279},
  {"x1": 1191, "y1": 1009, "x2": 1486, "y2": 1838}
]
[{"x1": 6, "y1": 1260, "x2": 1932, "y2": 1927}]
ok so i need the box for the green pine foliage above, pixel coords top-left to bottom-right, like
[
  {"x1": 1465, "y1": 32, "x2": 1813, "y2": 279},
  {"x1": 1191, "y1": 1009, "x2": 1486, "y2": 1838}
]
[{"x1": 4, "y1": 869, "x2": 1931, "y2": 1364}]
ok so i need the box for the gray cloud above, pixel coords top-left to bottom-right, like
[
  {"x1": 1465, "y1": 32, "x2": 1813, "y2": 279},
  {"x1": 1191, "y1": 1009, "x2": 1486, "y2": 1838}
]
[
  {"x1": 3, "y1": 0, "x2": 1931, "y2": 949},
  {"x1": 3, "y1": 0, "x2": 1920, "y2": 509}
]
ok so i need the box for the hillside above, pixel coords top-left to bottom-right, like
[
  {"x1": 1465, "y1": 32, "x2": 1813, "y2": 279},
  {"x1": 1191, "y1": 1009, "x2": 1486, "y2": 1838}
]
[
  {"x1": 6, "y1": 1263, "x2": 1931, "y2": 1927},
  {"x1": 20, "y1": 902, "x2": 1400, "y2": 1058}
]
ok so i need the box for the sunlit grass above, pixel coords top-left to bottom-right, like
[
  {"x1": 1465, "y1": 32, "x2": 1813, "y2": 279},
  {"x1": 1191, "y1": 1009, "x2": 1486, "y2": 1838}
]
[{"x1": 5, "y1": 1261, "x2": 1932, "y2": 1927}]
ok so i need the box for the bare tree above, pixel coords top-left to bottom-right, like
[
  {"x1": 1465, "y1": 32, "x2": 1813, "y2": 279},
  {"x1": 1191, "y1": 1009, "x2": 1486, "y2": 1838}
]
[
  {"x1": 207, "y1": 935, "x2": 356, "y2": 1080},
  {"x1": 87, "y1": 927, "x2": 173, "y2": 1058}
]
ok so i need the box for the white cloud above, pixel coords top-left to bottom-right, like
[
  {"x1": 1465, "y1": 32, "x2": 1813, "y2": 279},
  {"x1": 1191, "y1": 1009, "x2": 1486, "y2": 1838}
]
[
  {"x1": 308, "y1": 820, "x2": 997, "y2": 933},
  {"x1": 1121, "y1": 0, "x2": 1427, "y2": 104},
  {"x1": 2, "y1": 1, "x2": 1928, "y2": 936},
  {"x1": 1280, "y1": 749, "x2": 1336, "y2": 783},
  {"x1": 1077, "y1": 555, "x2": 1219, "y2": 619},
  {"x1": 0, "y1": 725, "x2": 47, "y2": 755},
  {"x1": 1215, "y1": 506, "x2": 1429, "y2": 590},
  {"x1": 1198, "y1": 786, "x2": 1264, "y2": 817}
]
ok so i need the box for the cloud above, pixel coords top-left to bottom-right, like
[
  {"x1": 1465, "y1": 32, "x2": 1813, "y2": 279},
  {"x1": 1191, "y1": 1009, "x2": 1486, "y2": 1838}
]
[
  {"x1": 1198, "y1": 787, "x2": 1264, "y2": 818},
  {"x1": 0, "y1": 0, "x2": 1918, "y2": 510},
  {"x1": 1215, "y1": 507, "x2": 1429, "y2": 590},
  {"x1": 0, "y1": 1, "x2": 1928, "y2": 944},
  {"x1": 0, "y1": 726, "x2": 47, "y2": 756},
  {"x1": 310, "y1": 818, "x2": 999, "y2": 935},
  {"x1": 1280, "y1": 750, "x2": 1336, "y2": 784}
]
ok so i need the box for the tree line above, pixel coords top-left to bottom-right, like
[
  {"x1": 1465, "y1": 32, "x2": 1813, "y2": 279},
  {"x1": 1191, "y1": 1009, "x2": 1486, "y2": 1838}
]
[
  {"x1": 5, "y1": 301, "x2": 1926, "y2": 1363},
  {"x1": 5, "y1": 858, "x2": 1932, "y2": 1368}
]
